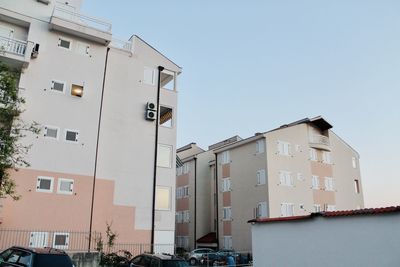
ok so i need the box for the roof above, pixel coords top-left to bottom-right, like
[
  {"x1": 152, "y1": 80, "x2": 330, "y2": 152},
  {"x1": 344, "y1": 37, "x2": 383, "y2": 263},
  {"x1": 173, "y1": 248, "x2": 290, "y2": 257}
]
[
  {"x1": 268, "y1": 116, "x2": 332, "y2": 134},
  {"x1": 248, "y1": 206, "x2": 400, "y2": 224},
  {"x1": 197, "y1": 232, "x2": 217, "y2": 243}
]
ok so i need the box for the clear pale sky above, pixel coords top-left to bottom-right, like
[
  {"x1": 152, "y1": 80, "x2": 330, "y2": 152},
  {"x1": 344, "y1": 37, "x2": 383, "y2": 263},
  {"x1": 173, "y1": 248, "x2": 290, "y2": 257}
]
[{"x1": 82, "y1": 0, "x2": 400, "y2": 208}]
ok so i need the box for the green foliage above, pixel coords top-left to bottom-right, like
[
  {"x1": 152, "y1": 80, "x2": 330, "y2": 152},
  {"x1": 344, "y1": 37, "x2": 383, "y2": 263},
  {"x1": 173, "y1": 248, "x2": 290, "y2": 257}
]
[{"x1": 0, "y1": 63, "x2": 39, "y2": 200}]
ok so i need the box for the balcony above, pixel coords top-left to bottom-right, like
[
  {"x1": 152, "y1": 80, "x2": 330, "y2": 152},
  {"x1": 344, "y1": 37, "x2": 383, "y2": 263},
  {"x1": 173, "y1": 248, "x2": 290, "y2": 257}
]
[
  {"x1": 110, "y1": 38, "x2": 133, "y2": 52},
  {"x1": 50, "y1": 6, "x2": 112, "y2": 45},
  {"x1": 309, "y1": 134, "x2": 331, "y2": 151},
  {"x1": 0, "y1": 36, "x2": 32, "y2": 68}
]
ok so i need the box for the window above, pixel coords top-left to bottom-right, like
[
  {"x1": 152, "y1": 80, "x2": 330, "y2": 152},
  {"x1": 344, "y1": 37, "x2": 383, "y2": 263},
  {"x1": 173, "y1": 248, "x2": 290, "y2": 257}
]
[
  {"x1": 312, "y1": 175, "x2": 319, "y2": 189},
  {"x1": 354, "y1": 179, "x2": 360, "y2": 194},
  {"x1": 352, "y1": 157, "x2": 357, "y2": 168},
  {"x1": 36, "y1": 176, "x2": 54, "y2": 193},
  {"x1": 281, "y1": 203, "x2": 294, "y2": 217},
  {"x1": 44, "y1": 126, "x2": 59, "y2": 139},
  {"x1": 179, "y1": 162, "x2": 190, "y2": 174},
  {"x1": 176, "y1": 187, "x2": 182, "y2": 199},
  {"x1": 326, "y1": 205, "x2": 336, "y2": 211},
  {"x1": 223, "y1": 236, "x2": 232, "y2": 249},
  {"x1": 277, "y1": 141, "x2": 291, "y2": 156},
  {"x1": 257, "y1": 202, "x2": 267, "y2": 218},
  {"x1": 176, "y1": 166, "x2": 183, "y2": 176},
  {"x1": 155, "y1": 186, "x2": 171, "y2": 210},
  {"x1": 76, "y1": 41, "x2": 90, "y2": 56},
  {"x1": 53, "y1": 233, "x2": 69, "y2": 249},
  {"x1": 324, "y1": 177, "x2": 334, "y2": 191},
  {"x1": 257, "y1": 169, "x2": 266, "y2": 185},
  {"x1": 51, "y1": 80, "x2": 65, "y2": 93},
  {"x1": 160, "y1": 106, "x2": 173, "y2": 128},
  {"x1": 255, "y1": 139, "x2": 265, "y2": 154},
  {"x1": 176, "y1": 212, "x2": 183, "y2": 223},
  {"x1": 57, "y1": 178, "x2": 74, "y2": 195},
  {"x1": 222, "y1": 178, "x2": 231, "y2": 192},
  {"x1": 322, "y1": 151, "x2": 332, "y2": 164},
  {"x1": 157, "y1": 144, "x2": 172, "y2": 168},
  {"x1": 160, "y1": 69, "x2": 176, "y2": 90},
  {"x1": 183, "y1": 186, "x2": 189, "y2": 198},
  {"x1": 309, "y1": 148, "x2": 317, "y2": 161},
  {"x1": 279, "y1": 171, "x2": 293, "y2": 186},
  {"x1": 29, "y1": 232, "x2": 48, "y2": 248},
  {"x1": 58, "y1": 37, "x2": 71, "y2": 50},
  {"x1": 144, "y1": 67, "x2": 156, "y2": 85},
  {"x1": 183, "y1": 210, "x2": 190, "y2": 222},
  {"x1": 221, "y1": 151, "x2": 230, "y2": 164},
  {"x1": 65, "y1": 129, "x2": 79, "y2": 143},
  {"x1": 313, "y1": 204, "x2": 321, "y2": 212},
  {"x1": 223, "y1": 207, "x2": 232, "y2": 220},
  {"x1": 71, "y1": 84, "x2": 84, "y2": 97}
]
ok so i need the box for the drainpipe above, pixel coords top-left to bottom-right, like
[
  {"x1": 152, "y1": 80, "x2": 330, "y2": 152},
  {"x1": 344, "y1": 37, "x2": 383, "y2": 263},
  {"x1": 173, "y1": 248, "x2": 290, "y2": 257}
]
[
  {"x1": 88, "y1": 47, "x2": 110, "y2": 252},
  {"x1": 214, "y1": 153, "x2": 220, "y2": 250},
  {"x1": 194, "y1": 156, "x2": 197, "y2": 249},
  {"x1": 150, "y1": 66, "x2": 164, "y2": 253}
]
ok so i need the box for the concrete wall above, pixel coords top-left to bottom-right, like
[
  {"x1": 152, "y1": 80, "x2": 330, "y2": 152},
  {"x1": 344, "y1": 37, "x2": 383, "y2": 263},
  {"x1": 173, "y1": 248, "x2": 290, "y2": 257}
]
[{"x1": 251, "y1": 213, "x2": 400, "y2": 267}]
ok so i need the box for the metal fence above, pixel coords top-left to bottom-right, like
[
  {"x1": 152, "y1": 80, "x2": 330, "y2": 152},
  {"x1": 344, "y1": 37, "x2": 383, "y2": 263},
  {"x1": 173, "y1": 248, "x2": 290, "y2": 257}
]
[{"x1": 0, "y1": 229, "x2": 175, "y2": 256}]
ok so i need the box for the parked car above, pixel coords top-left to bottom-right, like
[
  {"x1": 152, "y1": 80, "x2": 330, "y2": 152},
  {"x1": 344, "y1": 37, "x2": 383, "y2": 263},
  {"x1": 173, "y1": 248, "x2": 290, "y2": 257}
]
[
  {"x1": 118, "y1": 253, "x2": 189, "y2": 267},
  {"x1": 186, "y1": 248, "x2": 214, "y2": 266},
  {"x1": 201, "y1": 249, "x2": 240, "y2": 266},
  {"x1": 0, "y1": 246, "x2": 74, "y2": 267}
]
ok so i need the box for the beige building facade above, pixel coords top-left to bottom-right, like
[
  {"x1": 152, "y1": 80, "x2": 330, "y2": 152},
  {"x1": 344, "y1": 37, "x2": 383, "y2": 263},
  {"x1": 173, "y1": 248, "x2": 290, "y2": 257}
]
[
  {"x1": 176, "y1": 117, "x2": 364, "y2": 253},
  {"x1": 0, "y1": 0, "x2": 181, "y2": 252}
]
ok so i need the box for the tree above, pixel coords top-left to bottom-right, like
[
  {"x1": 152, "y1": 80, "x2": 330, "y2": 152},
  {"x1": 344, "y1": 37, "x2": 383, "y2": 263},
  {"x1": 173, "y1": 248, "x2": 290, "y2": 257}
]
[{"x1": 0, "y1": 63, "x2": 39, "y2": 200}]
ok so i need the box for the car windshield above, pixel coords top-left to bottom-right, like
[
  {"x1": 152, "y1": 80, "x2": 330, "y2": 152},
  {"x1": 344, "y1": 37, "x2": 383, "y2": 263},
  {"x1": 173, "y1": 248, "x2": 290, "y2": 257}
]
[{"x1": 162, "y1": 260, "x2": 189, "y2": 267}]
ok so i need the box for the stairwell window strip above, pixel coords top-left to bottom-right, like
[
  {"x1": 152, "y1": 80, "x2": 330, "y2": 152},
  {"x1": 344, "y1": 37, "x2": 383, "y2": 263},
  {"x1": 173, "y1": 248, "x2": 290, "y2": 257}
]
[
  {"x1": 256, "y1": 139, "x2": 265, "y2": 154},
  {"x1": 281, "y1": 203, "x2": 294, "y2": 217},
  {"x1": 312, "y1": 175, "x2": 319, "y2": 189},
  {"x1": 257, "y1": 169, "x2": 266, "y2": 185},
  {"x1": 324, "y1": 177, "x2": 334, "y2": 191},
  {"x1": 309, "y1": 148, "x2": 318, "y2": 161},
  {"x1": 322, "y1": 151, "x2": 332, "y2": 164},
  {"x1": 222, "y1": 178, "x2": 231, "y2": 192},
  {"x1": 223, "y1": 207, "x2": 232, "y2": 220},
  {"x1": 279, "y1": 171, "x2": 293, "y2": 186},
  {"x1": 221, "y1": 151, "x2": 230, "y2": 164},
  {"x1": 278, "y1": 141, "x2": 291, "y2": 156}
]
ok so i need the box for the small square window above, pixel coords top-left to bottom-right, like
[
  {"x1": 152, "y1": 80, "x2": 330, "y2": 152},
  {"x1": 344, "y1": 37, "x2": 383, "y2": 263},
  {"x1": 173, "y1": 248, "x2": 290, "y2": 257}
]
[
  {"x1": 58, "y1": 37, "x2": 71, "y2": 50},
  {"x1": 155, "y1": 186, "x2": 171, "y2": 210},
  {"x1": 144, "y1": 67, "x2": 156, "y2": 85},
  {"x1": 58, "y1": 178, "x2": 74, "y2": 195},
  {"x1": 44, "y1": 126, "x2": 59, "y2": 139},
  {"x1": 157, "y1": 144, "x2": 172, "y2": 168},
  {"x1": 53, "y1": 233, "x2": 69, "y2": 249},
  {"x1": 76, "y1": 42, "x2": 90, "y2": 56},
  {"x1": 51, "y1": 80, "x2": 65, "y2": 93},
  {"x1": 71, "y1": 84, "x2": 84, "y2": 97},
  {"x1": 36, "y1": 176, "x2": 54, "y2": 193},
  {"x1": 65, "y1": 130, "x2": 79, "y2": 143}
]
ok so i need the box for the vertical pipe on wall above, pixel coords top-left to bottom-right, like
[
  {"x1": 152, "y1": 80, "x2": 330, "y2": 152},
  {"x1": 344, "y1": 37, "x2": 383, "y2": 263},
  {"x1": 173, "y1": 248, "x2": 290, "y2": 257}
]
[
  {"x1": 214, "y1": 153, "x2": 220, "y2": 250},
  {"x1": 150, "y1": 66, "x2": 164, "y2": 253}
]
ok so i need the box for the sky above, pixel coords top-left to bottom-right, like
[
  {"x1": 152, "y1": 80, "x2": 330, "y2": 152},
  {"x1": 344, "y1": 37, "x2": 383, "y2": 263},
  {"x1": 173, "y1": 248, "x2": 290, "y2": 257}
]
[{"x1": 82, "y1": 0, "x2": 400, "y2": 208}]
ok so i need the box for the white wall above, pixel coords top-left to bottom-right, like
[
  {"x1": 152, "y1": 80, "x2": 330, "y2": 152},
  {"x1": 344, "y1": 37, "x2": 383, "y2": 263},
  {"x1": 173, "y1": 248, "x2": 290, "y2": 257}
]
[{"x1": 251, "y1": 213, "x2": 400, "y2": 267}]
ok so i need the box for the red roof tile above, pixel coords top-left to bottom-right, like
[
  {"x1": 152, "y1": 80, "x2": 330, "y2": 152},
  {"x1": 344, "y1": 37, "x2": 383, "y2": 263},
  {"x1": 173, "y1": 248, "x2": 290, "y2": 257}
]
[{"x1": 248, "y1": 206, "x2": 400, "y2": 224}]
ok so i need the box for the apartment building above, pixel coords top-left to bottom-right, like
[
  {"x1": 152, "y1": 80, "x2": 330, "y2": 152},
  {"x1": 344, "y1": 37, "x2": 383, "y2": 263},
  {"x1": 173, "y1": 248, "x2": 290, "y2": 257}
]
[
  {"x1": 176, "y1": 117, "x2": 364, "y2": 252},
  {"x1": 0, "y1": 0, "x2": 181, "y2": 251}
]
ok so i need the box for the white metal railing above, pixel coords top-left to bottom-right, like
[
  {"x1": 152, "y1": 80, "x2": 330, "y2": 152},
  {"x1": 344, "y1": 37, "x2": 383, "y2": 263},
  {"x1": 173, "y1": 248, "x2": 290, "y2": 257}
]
[
  {"x1": 110, "y1": 38, "x2": 132, "y2": 52},
  {"x1": 52, "y1": 6, "x2": 112, "y2": 33},
  {"x1": 0, "y1": 36, "x2": 27, "y2": 56},
  {"x1": 309, "y1": 134, "x2": 330, "y2": 146}
]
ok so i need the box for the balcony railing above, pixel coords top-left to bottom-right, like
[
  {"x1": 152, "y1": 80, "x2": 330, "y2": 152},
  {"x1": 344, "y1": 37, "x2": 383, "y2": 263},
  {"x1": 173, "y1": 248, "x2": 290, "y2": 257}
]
[
  {"x1": 0, "y1": 36, "x2": 27, "y2": 56},
  {"x1": 110, "y1": 38, "x2": 132, "y2": 52},
  {"x1": 309, "y1": 134, "x2": 330, "y2": 146},
  {"x1": 52, "y1": 6, "x2": 112, "y2": 33}
]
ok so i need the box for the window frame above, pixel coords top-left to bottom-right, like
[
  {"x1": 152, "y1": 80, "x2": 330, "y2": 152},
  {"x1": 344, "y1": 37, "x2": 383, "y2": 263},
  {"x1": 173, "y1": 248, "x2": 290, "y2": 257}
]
[
  {"x1": 222, "y1": 206, "x2": 232, "y2": 221},
  {"x1": 222, "y1": 177, "x2": 231, "y2": 192},
  {"x1": 44, "y1": 125, "x2": 60, "y2": 140},
  {"x1": 255, "y1": 139, "x2": 265, "y2": 154},
  {"x1": 324, "y1": 177, "x2": 334, "y2": 191},
  {"x1": 257, "y1": 169, "x2": 266, "y2": 185},
  {"x1": 57, "y1": 178, "x2": 74, "y2": 195},
  {"x1": 52, "y1": 232, "x2": 70, "y2": 250},
  {"x1": 159, "y1": 105, "x2": 174, "y2": 128},
  {"x1": 279, "y1": 171, "x2": 293, "y2": 186},
  {"x1": 277, "y1": 140, "x2": 291, "y2": 156},
  {"x1": 50, "y1": 80, "x2": 66, "y2": 94},
  {"x1": 281, "y1": 203, "x2": 294, "y2": 217},
  {"x1": 36, "y1": 176, "x2": 54, "y2": 193},
  {"x1": 58, "y1": 36, "x2": 72, "y2": 50},
  {"x1": 221, "y1": 151, "x2": 230, "y2": 164},
  {"x1": 76, "y1": 41, "x2": 90, "y2": 56},
  {"x1": 157, "y1": 144, "x2": 173, "y2": 168},
  {"x1": 309, "y1": 148, "x2": 318, "y2": 161},
  {"x1": 143, "y1": 67, "x2": 156, "y2": 86},
  {"x1": 64, "y1": 129, "x2": 79, "y2": 143},
  {"x1": 155, "y1": 186, "x2": 171, "y2": 211},
  {"x1": 312, "y1": 175, "x2": 319, "y2": 189}
]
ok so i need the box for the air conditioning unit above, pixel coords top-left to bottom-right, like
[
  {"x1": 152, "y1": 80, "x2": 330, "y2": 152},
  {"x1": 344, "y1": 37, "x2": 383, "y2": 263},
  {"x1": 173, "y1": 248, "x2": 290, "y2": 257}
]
[
  {"x1": 145, "y1": 102, "x2": 157, "y2": 121},
  {"x1": 31, "y1": 43, "x2": 40, "y2": 58}
]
